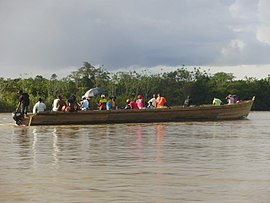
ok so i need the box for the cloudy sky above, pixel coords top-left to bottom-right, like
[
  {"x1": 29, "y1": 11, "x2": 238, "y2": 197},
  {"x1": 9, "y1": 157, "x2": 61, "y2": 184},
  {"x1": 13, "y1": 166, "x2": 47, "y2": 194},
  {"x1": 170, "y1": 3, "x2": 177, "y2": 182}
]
[{"x1": 1, "y1": 0, "x2": 270, "y2": 79}]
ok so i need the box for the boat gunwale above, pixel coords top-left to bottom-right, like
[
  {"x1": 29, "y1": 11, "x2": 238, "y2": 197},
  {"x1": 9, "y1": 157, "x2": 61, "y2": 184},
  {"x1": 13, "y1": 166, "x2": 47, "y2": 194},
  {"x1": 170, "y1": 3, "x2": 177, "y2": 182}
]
[{"x1": 20, "y1": 97, "x2": 255, "y2": 126}]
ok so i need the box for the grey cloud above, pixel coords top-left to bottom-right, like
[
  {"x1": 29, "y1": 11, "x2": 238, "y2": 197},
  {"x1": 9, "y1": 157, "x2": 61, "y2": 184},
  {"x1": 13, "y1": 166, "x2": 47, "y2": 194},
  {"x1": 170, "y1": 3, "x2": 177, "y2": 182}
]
[{"x1": 0, "y1": 0, "x2": 270, "y2": 78}]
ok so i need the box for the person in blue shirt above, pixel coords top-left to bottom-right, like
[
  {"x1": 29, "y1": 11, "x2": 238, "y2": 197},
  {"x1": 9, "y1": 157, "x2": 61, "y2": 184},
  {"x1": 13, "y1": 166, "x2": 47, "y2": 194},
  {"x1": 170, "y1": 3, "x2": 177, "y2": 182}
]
[
  {"x1": 81, "y1": 97, "x2": 90, "y2": 111},
  {"x1": 106, "y1": 97, "x2": 112, "y2": 110}
]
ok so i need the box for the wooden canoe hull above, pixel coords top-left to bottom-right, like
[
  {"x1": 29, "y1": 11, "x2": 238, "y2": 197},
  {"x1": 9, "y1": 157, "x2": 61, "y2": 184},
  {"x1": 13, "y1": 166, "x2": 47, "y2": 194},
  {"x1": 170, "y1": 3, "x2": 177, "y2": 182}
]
[{"x1": 21, "y1": 97, "x2": 255, "y2": 126}]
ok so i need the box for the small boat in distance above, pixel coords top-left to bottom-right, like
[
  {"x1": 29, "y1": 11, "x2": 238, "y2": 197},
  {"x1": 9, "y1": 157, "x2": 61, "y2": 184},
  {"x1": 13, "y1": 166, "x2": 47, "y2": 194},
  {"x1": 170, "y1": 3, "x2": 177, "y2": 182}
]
[{"x1": 13, "y1": 97, "x2": 255, "y2": 126}]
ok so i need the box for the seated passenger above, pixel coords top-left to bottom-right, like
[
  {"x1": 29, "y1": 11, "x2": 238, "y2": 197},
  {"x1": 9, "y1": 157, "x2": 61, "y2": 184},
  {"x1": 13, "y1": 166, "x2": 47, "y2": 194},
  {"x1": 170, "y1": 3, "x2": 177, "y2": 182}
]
[
  {"x1": 125, "y1": 99, "x2": 138, "y2": 109},
  {"x1": 130, "y1": 100, "x2": 138, "y2": 109},
  {"x1": 148, "y1": 94, "x2": 156, "y2": 108},
  {"x1": 33, "y1": 98, "x2": 46, "y2": 113},
  {"x1": 81, "y1": 97, "x2": 90, "y2": 111},
  {"x1": 212, "y1": 98, "x2": 222, "y2": 106},
  {"x1": 98, "y1": 94, "x2": 107, "y2": 110},
  {"x1": 65, "y1": 95, "x2": 78, "y2": 112},
  {"x1": 147, "y1": 101, "x2": 155, "y2": 109},
  {"x1": 106, "y1": 97, "x2": 112, "y2": 110},
  {"x1": 183, "y1": 96, "x2": 192, "y2": 107},
  {"x1": 225, "y1": 94, "x2": 234, "y2": 105},
  {"x1": 156, "y1": 93, "x2": 167, "y2": 108},
  {"x1": 52, "y1": 95, "x2": 66, "y2": 111},
  {"x1": 232, "y1": 95, "x2": 239, "y2": 103},
  {"x1": 111, "y1": 96, "x2": 117, "y2": 110},
  {"x1": 125, "y1": 99, "x2": 131, "y2": 109},
  {"x1": 136, "y1": 95, "x2": 144, "y2": 109}
]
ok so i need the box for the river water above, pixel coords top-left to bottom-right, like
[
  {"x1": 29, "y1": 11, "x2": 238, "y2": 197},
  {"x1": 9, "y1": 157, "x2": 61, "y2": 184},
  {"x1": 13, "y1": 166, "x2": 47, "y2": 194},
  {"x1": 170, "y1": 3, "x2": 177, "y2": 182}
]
[{"x1": 0, "y1": 112, "x2": 270, "y2": 203}]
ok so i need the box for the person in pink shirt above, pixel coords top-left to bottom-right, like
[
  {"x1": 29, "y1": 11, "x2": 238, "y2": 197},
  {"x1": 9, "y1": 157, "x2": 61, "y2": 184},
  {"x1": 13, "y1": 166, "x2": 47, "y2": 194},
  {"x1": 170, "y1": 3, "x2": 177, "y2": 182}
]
[{"x1": 136, "y1": 95, "x2": 144, "y2": 109}]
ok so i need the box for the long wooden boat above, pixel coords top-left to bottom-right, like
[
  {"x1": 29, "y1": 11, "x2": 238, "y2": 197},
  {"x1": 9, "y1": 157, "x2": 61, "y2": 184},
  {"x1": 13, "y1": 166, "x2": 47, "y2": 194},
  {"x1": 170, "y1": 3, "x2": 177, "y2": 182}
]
[{"x1": 14, "y1": 97, "x2": 255, "y2": 126}]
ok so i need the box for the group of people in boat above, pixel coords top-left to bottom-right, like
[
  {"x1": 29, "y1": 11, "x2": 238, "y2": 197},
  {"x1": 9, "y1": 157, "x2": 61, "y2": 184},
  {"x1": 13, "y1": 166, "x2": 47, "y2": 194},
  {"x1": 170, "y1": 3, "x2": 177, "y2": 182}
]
[
  {"x1": 212, "y1": 94, "x2": 239, "y2": 106},
  {"x1": 51, "y1": 94, "x2": 118, "y2": 112},
  {"x1": 125, "y1": 93, "x2": 167, "y2": 110},
  {"x1": 50, "y1": 93, "x2": 167, "y2": 112},
  {"x1": 17, "y1": 88, "x2": 239, "y2": 116}
]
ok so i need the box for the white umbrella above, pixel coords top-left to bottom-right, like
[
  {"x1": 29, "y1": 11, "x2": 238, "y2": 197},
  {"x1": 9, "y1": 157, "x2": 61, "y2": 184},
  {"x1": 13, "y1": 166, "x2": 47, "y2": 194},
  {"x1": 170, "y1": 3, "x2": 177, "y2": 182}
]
[{"x1": 83, "y1": 87, "x2": 104, "y2": 98}]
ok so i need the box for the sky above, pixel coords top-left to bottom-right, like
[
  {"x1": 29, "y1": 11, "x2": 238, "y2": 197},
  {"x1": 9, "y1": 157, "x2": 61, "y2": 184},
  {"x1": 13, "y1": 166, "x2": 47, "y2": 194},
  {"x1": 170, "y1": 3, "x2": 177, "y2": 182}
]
[{"x1": 1, "y1": 0, "x2": 270, "y2": 79}]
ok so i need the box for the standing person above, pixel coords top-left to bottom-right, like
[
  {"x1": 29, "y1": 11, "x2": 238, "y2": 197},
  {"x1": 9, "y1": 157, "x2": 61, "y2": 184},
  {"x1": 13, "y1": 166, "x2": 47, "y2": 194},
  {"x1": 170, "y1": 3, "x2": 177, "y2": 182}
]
[
  {"x1": 148, "y1": 94, "x2": 156, "y2": 108},
  {"x1": 17, "y1": 90, "x2": 30, "y2": 116},
  {"x1": 136, "y1": 95, "x2": 144, "y2": 109},
  {"x1": 33, "y1": 98, "x2": 46, "y2": 113},
  {"x1": 156, "y1": 93, "x2": 167, "y2": 108}
]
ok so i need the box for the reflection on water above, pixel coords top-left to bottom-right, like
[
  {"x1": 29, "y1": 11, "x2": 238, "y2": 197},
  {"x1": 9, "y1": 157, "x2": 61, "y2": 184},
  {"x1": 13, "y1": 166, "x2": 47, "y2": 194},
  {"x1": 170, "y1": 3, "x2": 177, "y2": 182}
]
[{"x1": 0, "y1": 112, "x2": 270, "y2": 202}]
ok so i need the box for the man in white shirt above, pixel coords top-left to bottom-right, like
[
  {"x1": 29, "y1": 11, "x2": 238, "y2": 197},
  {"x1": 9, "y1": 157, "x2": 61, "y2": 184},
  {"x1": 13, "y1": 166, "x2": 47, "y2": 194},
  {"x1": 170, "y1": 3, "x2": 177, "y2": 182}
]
[
  {"x1": 33, "y1": 98, "x2": 46, "y2": 113},
  {"x1": 148, "y1": 94, "x2": 156, "y2": 108}
]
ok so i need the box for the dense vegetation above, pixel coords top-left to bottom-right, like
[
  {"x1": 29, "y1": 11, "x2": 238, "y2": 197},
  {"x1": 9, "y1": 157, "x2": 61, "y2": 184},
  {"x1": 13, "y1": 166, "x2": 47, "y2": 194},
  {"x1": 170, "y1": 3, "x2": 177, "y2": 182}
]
[{"x1": 0, "y1": 62, "x2": 268, "y2": 112}]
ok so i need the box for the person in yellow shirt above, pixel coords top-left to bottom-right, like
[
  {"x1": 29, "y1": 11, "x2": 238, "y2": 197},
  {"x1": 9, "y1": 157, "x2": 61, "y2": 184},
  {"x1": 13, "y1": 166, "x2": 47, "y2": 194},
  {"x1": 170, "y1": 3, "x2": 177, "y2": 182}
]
[{"x1": 98, "y1": 94, "x2": 107, "y2": 110}]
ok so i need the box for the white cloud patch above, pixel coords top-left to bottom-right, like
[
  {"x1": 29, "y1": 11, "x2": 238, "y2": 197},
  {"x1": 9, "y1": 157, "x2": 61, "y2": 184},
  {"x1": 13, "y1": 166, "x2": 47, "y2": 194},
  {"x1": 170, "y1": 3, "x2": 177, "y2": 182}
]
[
  {"x1": 256, "y1": 0, "x2": 270, "y2": 44},
  {"x1": 221, "y1": 39, "x2": 246, "y2": 56}
]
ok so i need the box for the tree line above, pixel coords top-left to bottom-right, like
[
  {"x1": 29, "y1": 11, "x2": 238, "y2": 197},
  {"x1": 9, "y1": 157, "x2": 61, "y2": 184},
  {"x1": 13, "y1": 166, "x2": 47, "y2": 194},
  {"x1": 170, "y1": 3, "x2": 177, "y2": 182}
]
[{"x1": 0, "y1": 62, "x2": 268, "y2": 112}]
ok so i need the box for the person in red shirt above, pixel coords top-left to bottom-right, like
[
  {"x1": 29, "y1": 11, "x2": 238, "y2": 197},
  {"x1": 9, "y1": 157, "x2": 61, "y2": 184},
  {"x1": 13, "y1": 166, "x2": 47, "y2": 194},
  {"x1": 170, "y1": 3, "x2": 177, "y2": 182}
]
[
  {"x1": 156, "y1": 93, "x2": 167, "y2": 108},
  {"x1": 125, "y1": 99, "x2": 138, "y2": 109}
]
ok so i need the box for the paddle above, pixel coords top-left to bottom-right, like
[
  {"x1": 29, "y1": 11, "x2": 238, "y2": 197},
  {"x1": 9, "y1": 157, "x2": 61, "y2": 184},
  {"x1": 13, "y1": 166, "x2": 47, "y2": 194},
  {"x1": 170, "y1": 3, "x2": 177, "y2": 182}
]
[{"x1": 16, "y1": 102, "x2": 21, "y2": 112}]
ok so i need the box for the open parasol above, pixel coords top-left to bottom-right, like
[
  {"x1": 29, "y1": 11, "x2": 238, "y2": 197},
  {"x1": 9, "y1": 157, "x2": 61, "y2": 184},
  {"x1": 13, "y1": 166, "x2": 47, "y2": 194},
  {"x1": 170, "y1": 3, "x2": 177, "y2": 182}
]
[{"x1": 83, "y1": 87, "x2": 104, "y2": 98}]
